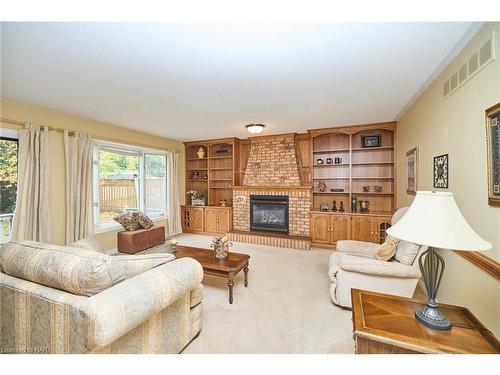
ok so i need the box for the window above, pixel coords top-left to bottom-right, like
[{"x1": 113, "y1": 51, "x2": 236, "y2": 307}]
[
  {"x1": 0, "y1": 134, "x2": 18, "y2": 242},
  {"x1": 93, "y1": 141, "x2": 167, "y2": 231}
]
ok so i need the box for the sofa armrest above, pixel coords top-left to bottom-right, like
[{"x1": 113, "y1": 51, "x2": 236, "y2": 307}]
[
  {"x1": 336, "y1": 240, "x2": 380, "y2": 259},
  {"x1": 339, "y1": 255, "x2": 421, "y2": 279},
  {"x1": 77, "y1": 257, "x2": 203, "y2": 351}
]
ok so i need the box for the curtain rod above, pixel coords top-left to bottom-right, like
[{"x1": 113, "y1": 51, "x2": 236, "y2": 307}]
[{"x1": 0, "y1": 117, "x2": 180, "y2": 153}]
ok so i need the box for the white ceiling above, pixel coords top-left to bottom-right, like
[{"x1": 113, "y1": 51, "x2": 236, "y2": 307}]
[{"x1": 1, "y1": 22, "x2": 480, "y2": 141}]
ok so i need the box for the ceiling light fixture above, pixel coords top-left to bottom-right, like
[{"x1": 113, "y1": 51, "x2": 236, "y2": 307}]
[{"x1": 246, "y1": 123, "x2": 265, "y2": 134}]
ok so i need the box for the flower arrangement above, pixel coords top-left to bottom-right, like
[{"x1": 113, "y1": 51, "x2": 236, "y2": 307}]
[
  {"x1": 210, "y1": 235, "x2": 233, "y2": 260},
  {"x1": 186, "y1": 190, "x2": 207, "y2": 205}
]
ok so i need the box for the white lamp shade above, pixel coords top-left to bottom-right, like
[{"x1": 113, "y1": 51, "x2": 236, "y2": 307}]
[{"x1": 386, "y1": 191, "x2": 492, "y2": 251}]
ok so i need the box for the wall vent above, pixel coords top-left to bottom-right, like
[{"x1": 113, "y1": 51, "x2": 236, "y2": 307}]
[
  {"x1": 443, "y1": 80, "x2": 450, "y2": 97},
  {"x1": 458, "y1": 63, "x2": 468, "y2": 84},
  {"x1": 443, "y1": 31, "x2": 495, "y2": 99},
  {"x1": 468, "y1": 52, "x2": 479, "y2": 75}
]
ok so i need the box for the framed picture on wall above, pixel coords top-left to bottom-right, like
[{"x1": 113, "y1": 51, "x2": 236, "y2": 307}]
[
  {"x1": 433, "y1": 154, "x2": 449, "y2": 188},
  {"x1": 406, "y1": 147, "x2": 418, "y2": 195},
  {"x1": 486, "y1": 103, "x2": 500, "y2": 207}
]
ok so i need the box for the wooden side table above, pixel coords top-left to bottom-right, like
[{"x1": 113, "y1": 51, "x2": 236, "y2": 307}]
[{"x1": 351, "y1": 289, "x2": 500, "y2": 354}]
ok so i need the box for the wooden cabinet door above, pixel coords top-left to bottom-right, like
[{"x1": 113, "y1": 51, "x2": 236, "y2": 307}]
[
  {"x1": 204, "y1": 208, "x2": 219, "y2": 233},
  {"x1": 351, "y1": 216, "x2": 375, "y2": 243},
  {"x1": 181, "y1": 207, "x2": 191, "y2": 232},
  {"x1": 190, "y1": 207, "x2": 205, "y2": 231},
  {"x1": 310, "y1": 213, "x2": 331, "y2": 244},
  {"x1": 331, "y1": 216, "x2": 350, "y2": 244},
  {"x1": 373, "y1": 216, "x2": 392, "y2": 244},
  {"x1": 217, "y1": 209, "x2": 231, "y2": 233}
]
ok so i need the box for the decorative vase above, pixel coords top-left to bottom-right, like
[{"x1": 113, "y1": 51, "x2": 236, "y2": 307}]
[
  {"x1": 352, "y1": 196, "x2": 358, "y2": 212},
  {"x1": 197, "y1": 147, "x2": 206, "y2": 159}
]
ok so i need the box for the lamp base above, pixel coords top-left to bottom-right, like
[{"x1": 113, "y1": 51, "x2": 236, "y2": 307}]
[
  {"x1": 417, "y1": 247, "x2": 452, "y2": 331},
  {"x1": 415, "y1": 304, "x2": 451, "y2": 330}
]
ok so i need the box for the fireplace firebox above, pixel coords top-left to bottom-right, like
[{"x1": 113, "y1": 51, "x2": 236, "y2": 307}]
[{"x1": 250, "y1": 195, "x2": 289, "y2": 234}]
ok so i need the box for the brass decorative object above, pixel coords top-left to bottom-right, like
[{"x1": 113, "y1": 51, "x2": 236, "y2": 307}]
[{"x1": 197, "y1": 146, "x2": 206, "y2": 159}]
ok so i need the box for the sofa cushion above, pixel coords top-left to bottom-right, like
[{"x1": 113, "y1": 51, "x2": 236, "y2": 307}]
[
  {"x1": 375, "y1": 236, "x2": 399, "y2": 261},
  {"x1": 114, "y1": 212, "x2": 141, "y2": 231},
  {"x1": 394, "y1": 241, "x2": 420, "y2": 266},
  {"x1": 0, "y1": 241, "x2": 175, "y2": 296},
  {"x1": 132, "y1": 211, "x2": 154, "y2": 229},
  {"x1": 0, "y1": 241, "x2": 124, "y2": 296},
  {"x1": 111, "y1": 252, "x2": 175, "y2": 278},
  {"x1": 68, "y1": 237, "x2": 103, "y2": 253}
]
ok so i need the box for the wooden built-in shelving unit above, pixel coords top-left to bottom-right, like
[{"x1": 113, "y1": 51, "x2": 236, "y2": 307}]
[
  {"x1": 309, "y1": 122, "x2": 397, "y2": 215},
  {"x1": 308, "y1": 122, "x2": 397, "y2": 248},
  {"x1": 184, "y1": 138, "x2": 241, "y2": 207}
]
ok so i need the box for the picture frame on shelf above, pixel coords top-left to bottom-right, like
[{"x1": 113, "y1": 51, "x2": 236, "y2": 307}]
[
  {"x1": 433, "y1": 153, "x2": 449, "y2": 189},
  {"x1": 486, "y1": 103, "x2": 500, "y2": 207},
  {"x1": 361, "y1": 134, "x2": 381, "y2": 148},
  {"x1": 406, "y1": 147, "x2": 418, "y2": 195}
]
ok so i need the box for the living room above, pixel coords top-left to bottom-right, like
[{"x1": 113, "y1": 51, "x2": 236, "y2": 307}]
[{"x1": 1, "y1": 1, "x2": 499, "y2": 372}]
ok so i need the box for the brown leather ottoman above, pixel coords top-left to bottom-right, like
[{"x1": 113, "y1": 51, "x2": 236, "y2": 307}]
[
  {"x1": 149, "y1": 225, "x2": 166, "y2": 248},
  {"x1": 117, "y1": 229, "x2": 150, "y2": 254}
]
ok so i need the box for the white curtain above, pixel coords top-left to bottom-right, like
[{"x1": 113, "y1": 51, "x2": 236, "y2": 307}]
[
  {"x1": 64, "y1": 130, "x2": 94, "y2": 244},
  {"x1": 166, "y1": 151, "x2": 182, "y2": 237},
  {"x1": 11, "y1": 124, "x2": 51, "y2": 242}
]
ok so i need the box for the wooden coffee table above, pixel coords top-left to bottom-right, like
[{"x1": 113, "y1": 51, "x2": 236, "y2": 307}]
[{"x1": 174, "y1": 245, "x2": 250, "y2": 304}]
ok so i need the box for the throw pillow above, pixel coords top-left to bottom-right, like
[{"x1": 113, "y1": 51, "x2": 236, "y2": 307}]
[
  {"x1": 132, "y1": 211, "x2": 154, "y2": 229},
  {"x1": 394, "y1": 240, "x2": 420, "y2": 265},
  {"x1": 114, "y1": 212, "x2": 141, "y2": 231},
  {"x1": 375, "y1": 236, "x2": 399, "y2": 261},
  {"x1": 68, "y1": 237, "x2": 103, "y2": 252}
]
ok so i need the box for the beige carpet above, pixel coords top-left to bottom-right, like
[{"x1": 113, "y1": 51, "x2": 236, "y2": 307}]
[{"x1": 172, "y1": 233, "x2": 355, "y2": 354}]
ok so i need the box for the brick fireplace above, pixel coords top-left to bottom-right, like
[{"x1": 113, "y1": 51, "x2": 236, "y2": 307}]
[{"x1": 230, "y1": 134, "x2": 312, "y2": 249}]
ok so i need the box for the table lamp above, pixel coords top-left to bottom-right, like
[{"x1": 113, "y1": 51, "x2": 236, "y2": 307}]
[{"x1": 386, "y1": 191, "x2": 492, "y2": 330}]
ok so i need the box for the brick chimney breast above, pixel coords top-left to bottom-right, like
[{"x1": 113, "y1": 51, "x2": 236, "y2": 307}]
[{"x1": 242, "y1": 134, "x2": 301, "y2": 186}]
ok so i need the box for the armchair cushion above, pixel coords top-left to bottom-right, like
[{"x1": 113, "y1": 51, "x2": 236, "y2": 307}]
[
  {"x1": 336, "y1": 240, "x2": 380, "y2": 258},
  {"x1": 394, "y1": 240, "x2": 420, "y2": 265},
  {"x1": 330, "y1": 252, "x2": 421, "y2": 279}
]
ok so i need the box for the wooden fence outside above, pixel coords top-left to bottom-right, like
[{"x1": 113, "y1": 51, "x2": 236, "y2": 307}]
[{"x1": 99, "y1": 178, "x2": 166, "y2": 213}]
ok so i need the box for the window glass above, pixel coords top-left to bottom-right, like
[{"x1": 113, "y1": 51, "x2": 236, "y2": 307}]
[
  {"x1": 94, "y1": 143, "x2": 168, "y2": 228},
  {"x1": 144, "y1": 154, "x2": 167, "y2": 218},
  {"x1": 0, "y1": 137, "x2": 18, "y2": 242},
  {"x1": 98, "y1": 149, "x2": 140, "y2": 223}
]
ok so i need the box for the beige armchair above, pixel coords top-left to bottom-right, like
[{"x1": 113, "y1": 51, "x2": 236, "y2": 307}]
[{"x1": 328, "y1": 208, "x2": 427, "y2": 308}]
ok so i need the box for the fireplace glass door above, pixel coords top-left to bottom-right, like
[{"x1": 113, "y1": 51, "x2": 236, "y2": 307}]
[{"x1": 250, "y1": 195, "x2": 289, "y2": 234}]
